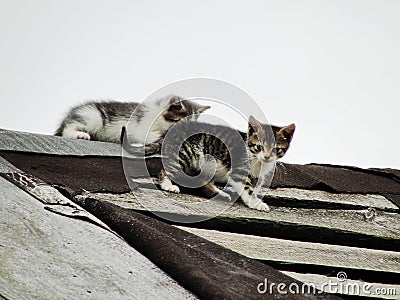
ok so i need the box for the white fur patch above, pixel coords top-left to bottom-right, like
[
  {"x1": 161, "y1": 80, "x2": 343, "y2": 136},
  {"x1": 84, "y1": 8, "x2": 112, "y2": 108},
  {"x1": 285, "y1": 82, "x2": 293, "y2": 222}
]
[
  {"x1": 61, "y1": 105, "x2": 103, "y2": 140},
  {"x1": 126, "y1": 99, "x2": 170, "y2": 144},
  {"x1": 60, "y1": 97, "x2": 179, "y2": 144},
  {"x1": 76, "y1": 105, "x2": 103, "y2": 133},
  {"x1": 98, "y1": 119, "x2": 129, "y2": 143},
  {"x1": 160, "y1": 176, "x2": 180, "y2": 193}
]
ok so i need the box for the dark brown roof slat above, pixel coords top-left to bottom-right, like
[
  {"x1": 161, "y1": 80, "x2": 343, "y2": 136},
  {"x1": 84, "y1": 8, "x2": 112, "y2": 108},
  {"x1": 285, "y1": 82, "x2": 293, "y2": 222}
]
[{"x1": 272, "y1": 163, "x2": 400, "y2": 205}]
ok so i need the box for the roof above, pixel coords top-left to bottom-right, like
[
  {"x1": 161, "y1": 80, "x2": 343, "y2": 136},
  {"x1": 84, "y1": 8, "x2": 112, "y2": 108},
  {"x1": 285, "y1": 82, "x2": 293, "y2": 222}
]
[
  {"x1": 1, "y1": 128, "x2": 399, "y2": 299},
  {"x1": 0, "y1": 160, "x2": 195, "y2": 300}
]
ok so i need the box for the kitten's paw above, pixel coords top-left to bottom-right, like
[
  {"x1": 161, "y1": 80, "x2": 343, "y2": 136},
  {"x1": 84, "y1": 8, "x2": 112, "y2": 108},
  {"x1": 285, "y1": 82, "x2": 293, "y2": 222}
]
[
  {"x1": 74, "y1": 131, "x2": 91, "y2": 140},
  {"x1": 216, "y1": 190, "x2": 231, "y2": 201},
  {"x1": 247, "y1": 198, "x2": 270, "y2": 212},
  {"x1": 162, "y1": 184, "x2": 180, "y2": 194},
  {"x1": 253, "y1": 201, "x2": 270, "y2": 212}
]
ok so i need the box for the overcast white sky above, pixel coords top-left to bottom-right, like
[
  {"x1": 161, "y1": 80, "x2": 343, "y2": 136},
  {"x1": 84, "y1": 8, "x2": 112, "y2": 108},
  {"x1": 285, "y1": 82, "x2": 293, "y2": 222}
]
[{"x1": 1, "y1": 1, "x2": 399, "y2": 169}]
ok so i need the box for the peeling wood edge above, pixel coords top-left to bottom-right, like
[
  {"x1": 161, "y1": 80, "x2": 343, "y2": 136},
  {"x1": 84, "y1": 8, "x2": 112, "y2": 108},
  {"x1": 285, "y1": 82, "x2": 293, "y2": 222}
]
[{"x1": 0, "y1": 173, "x2": 119, "y2": 238}]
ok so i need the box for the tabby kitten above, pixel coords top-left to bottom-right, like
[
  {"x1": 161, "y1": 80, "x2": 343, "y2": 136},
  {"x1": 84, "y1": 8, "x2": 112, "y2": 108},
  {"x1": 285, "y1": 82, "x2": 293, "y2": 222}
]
[
  {"x1": 55, "y1": 95, "x2": 210, "y2": 144},
  {"x1": 147, "y1": 116, "x2": 295, "y2": 211}
]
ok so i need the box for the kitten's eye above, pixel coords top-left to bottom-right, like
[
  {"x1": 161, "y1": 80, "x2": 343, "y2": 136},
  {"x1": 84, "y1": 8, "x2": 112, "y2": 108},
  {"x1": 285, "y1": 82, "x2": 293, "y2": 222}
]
[
  {"x1": 256, "y1": 145, "x2": 264, "y2": 152},
  {"x1": 169, "y1": 103, "x2": 182, "y2": 111},
  {"x1": 273, "y1": 148, "x2": 285, "y2": 155}
]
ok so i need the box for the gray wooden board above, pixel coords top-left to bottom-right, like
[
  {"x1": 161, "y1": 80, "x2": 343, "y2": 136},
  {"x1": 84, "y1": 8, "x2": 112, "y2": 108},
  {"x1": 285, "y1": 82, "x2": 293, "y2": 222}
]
[
  {"x1": 0, "y1": 177, "x2": 196, "y2": 300},
  {"x1": 77, "y1": 187, "x2": 400, "y2": 245},
  {"x1": 1, "y1": 172, "x2": 116, "y2": 236},
  {"x1": 282, "y1": 272, "x2": 399, "y2": 299},
  {"x1": 265, "y1": 188, "x2": 398, "y2": 211},
  {"x1": 176, "y1": 227, "x2": 400, "y2": 274},
  {"x1": 0, "y1": 128, "x2": 121, "y2": 156},
  {"x1": 130, "y1": 178, "x2": 398, "y2": 211},
  {"x1": 0, "y1": 157, "x2": 21, "y2": 173}
]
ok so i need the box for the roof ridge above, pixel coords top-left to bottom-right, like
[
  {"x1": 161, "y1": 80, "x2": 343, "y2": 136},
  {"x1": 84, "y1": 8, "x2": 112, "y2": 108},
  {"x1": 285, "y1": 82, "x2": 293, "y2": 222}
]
[{"x1": 0, "y1": 128, "x2": 121, "y2": 156}]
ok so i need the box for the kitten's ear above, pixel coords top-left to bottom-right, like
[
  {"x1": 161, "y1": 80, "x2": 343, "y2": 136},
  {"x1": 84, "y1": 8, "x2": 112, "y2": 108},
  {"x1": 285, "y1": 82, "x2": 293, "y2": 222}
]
[
  {"x1": 194, "y1": 104, "x2": 211, "y2": 114},
  {"x1": 278, "y1": 124, "x2": 296, "y2": 141},
  {"x1": 168, "y1": 95, "x2": 181, "y2": 105},
  {"x1": 191, "y1": 103, "x2": 210, "y2": 120},
  {"x1": 167, "y1": 95, "x2": 183, "y2": 111},
  {"x1": 248, "y1": 115, "x2": 262, "y2": 136}
]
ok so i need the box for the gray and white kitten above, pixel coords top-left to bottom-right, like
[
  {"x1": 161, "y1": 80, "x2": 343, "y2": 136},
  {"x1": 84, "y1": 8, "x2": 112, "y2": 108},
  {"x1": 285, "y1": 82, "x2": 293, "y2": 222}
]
[
  {"x1": 55, "y1": 95, "x2": 210, "y2": 144},
  {"x1": 145, "y1": 116, "x2": 295, "y2": 211}
]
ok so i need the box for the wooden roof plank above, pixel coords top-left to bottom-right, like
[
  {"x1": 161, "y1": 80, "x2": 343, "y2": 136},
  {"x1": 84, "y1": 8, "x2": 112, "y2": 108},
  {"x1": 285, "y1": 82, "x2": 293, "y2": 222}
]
[
  {"x1": 78, "y1": 196, "x2": 340, "y2": 299},
  {"x1": 265, "y1": 188, "x2": 398, "y2": 211},
  {"x1": 76, "y1": 186, "x2": 400, "y2": 250},
  {"x1": 0, "y1": 156, "x2": 22, "y2": 173},
  {"x1": 177, "y1": 227, "x2": 400, "y2": 274}
]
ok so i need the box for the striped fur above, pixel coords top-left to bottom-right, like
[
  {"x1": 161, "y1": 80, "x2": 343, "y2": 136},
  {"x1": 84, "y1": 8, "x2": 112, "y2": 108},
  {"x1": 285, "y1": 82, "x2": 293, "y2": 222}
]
[{"x1": 148, "y1": 116, "x2": 295, "y2": 211}]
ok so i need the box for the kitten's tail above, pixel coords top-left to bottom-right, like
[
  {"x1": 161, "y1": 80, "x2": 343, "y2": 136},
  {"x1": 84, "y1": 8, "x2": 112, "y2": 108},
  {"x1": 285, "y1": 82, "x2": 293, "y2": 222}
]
[{"x1": 120, "y1": 126, "x2": 128, "y2": 146}]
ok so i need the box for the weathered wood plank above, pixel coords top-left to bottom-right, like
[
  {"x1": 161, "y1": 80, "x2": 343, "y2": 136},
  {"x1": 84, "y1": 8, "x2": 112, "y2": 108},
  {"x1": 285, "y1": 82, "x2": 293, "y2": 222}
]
[
  {"x1": 177, "y1": 227, "x2": 400, "y2": 274},
  {"x1": 75, "y1": 184, "x2": 400, "y2": 250},
  {"x1": 130, "y1": 178, "x2": 398, "y2": 211},
  {"x1": 0, "y1": 156, "x2": 21, "y2": 172},
  {"x1": 1, "y1": 172, "x2": 116, "y2": 235},
  {"x1": 265, "y1": 188, "x2": 398, "y2": 211},
  {"x1": 0, "y1": 177, "x2": 196, "y2": 300},
  {"x1": 0, "y1": 128, "x2": 121, "y2": 156},
  {"x1": 80, "y1": 197, "x2": 340, "y2": 300},
  {"x1": 282, "y1": 272, "x2": 400, "y2": 299}
]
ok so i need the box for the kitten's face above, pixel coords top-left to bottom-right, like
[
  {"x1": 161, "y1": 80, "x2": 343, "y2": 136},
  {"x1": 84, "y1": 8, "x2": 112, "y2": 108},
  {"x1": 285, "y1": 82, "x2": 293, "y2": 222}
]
[
  {"x1": 247, "y1": 115, "x2": 295, "y2": 162},
  {"x1": 162, "y1": 95, "x2": 210, "y2": 124}
]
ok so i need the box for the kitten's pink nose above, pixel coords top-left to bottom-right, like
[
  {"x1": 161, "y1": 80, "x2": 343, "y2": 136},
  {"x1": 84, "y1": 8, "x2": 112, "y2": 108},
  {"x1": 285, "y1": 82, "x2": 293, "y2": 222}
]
[{"x1": 264, "y1": 156, "x2": 271, "y2": 162}]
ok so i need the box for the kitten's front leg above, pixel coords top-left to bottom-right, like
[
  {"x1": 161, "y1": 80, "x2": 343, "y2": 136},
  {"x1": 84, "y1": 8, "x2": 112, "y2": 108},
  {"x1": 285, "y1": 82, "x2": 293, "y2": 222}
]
[
  {"x1": 202, "y1": 182, "x2": 231, "y2": 200},
  {"x1": 229, "y1": 178, "x2": 270, "y2": 212},
  {"x1": 74, "y1": 131, "x2": 91, "y2": 140},
  {"x1": 240, "y1": 190, "x2": 270, "y2": 212},
  {"x1": 159, "y1": 169, "x2": 180, "y2": 193},
  {"x1": 63, "y1": 128, "x2": 91, "y2": 140}
]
